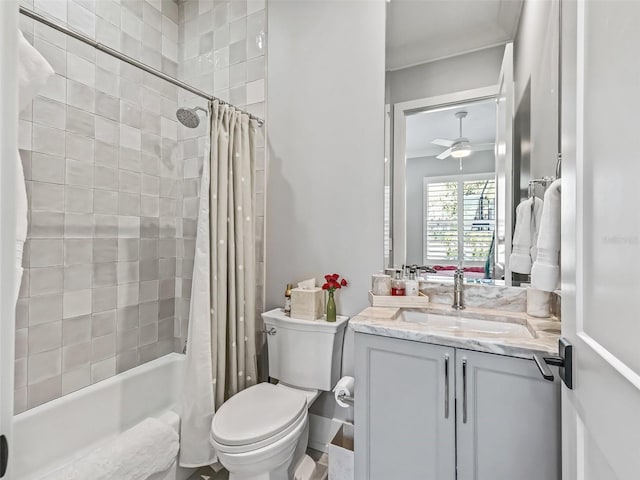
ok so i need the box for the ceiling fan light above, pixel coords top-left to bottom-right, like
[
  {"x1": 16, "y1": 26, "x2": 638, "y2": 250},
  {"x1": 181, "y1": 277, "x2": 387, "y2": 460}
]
[{"x1": 451, "y1": 142, "x2": 471, "y2": 158}]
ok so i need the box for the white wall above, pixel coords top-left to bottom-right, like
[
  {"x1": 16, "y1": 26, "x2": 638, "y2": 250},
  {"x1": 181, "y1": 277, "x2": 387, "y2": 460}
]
[
  {"x1": 266, "y1": 0, "x2": 385, "y2": 319},
  {"x1": 513, "y1": 0, "x2": 560, "y2": 180},
  {"x1": 387, "y1": 45, "x2": 504, "y2": 105}
]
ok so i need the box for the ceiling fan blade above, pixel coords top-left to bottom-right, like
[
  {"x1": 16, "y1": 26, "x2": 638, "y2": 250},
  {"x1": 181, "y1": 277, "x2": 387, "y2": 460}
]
[
  {"x1": 471, "y1": 143, "x2": 495, "y2": 152},
  {"x1": 432, "y1": 138, "x2": 454, "y2": 147},
  {"x1": 436, "y1": 148, "x2": 453, "y2": 160}
]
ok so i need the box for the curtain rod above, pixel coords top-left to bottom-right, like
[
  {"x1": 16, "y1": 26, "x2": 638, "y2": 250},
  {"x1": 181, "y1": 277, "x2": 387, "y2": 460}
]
[{"x1": 19, "y1": 6, "x2": 265, "y2": 126}]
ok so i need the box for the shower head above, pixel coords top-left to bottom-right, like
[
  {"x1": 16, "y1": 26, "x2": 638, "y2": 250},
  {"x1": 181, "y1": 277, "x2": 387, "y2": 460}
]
[{"x1": 176, "y1": 106, "x2": 207, "y2": 128}]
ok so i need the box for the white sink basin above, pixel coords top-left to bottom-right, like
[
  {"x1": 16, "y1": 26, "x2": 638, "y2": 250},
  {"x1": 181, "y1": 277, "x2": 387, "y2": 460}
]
[{"x1": 401, "y1": 311, "x2": 533, "y2": 339}]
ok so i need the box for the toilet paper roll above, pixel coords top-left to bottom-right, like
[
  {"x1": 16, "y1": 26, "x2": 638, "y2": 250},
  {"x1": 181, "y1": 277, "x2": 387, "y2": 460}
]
[{"x1": 333, "y1": 376, "x2": 355, "y2": 408}]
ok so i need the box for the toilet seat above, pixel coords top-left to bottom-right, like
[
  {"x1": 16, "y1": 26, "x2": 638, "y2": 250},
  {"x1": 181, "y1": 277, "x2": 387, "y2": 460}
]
[{"x1": 211, "y1": 383, "x2": 308, "y2": 454}]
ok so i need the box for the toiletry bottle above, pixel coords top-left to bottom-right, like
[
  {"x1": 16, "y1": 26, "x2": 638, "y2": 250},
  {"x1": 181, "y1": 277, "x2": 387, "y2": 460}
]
[
  {"x1": 284, "y1": 283, "x2": 293, "y2": 316},
  {"x1": 405, "y1": 268, "x2": 419, "y2": 296},
  {"x1": 391, "y1": 270, "x2": 405, "y2": 296}
]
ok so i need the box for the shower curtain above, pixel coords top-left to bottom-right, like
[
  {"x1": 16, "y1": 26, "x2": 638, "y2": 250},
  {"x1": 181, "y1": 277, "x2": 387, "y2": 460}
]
[{"x1": 180, "y1": 101, "x2": 258, "y2": 467}]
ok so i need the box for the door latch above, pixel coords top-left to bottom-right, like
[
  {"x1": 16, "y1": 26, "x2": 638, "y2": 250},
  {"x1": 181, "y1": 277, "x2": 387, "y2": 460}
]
[{"x1": 532, "y1": 337, "x2": 573, "y2": 389}]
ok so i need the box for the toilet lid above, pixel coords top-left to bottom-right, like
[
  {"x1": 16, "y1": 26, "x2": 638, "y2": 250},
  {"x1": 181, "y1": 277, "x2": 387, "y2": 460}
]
[{"x1": 211, "y1": 383, "x2": 307, "y2": 446}]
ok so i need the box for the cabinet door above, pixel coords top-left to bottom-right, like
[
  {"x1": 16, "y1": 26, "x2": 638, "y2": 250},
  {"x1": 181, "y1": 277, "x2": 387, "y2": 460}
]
[
  {"x1": 354, "y1": 333, "x2": 455, "y2": 480},
  {"x1": 456, "y1": 350, "x2": 561, "y2": 480}
]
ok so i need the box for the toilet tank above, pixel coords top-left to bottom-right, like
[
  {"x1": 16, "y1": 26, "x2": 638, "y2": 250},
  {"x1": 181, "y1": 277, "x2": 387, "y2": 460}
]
[{"x1": 262, "y1": 308, "x2": 349, "y2": 391}]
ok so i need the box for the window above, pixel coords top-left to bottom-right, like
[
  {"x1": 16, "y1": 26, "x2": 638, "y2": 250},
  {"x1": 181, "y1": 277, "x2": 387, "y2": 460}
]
[{"x1": 423, "y1": 175, "x2": 496, "y2": 265}]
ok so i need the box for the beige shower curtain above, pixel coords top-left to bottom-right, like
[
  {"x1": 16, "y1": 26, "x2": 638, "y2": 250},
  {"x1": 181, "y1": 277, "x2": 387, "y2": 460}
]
[{"x1": 180, "y1": 100, "x2": 258, "y2": 467}]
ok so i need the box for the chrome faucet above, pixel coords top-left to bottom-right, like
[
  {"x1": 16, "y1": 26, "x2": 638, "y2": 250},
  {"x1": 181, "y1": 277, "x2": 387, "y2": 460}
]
[{"x1": 452, "y1": 267, "x2": 465, "y2": 310}]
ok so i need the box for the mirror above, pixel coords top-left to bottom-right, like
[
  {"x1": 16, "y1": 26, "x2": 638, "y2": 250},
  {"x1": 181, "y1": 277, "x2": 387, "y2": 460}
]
[{"x1": 384, "y1": 0, "x2": 560, "y2": 286}]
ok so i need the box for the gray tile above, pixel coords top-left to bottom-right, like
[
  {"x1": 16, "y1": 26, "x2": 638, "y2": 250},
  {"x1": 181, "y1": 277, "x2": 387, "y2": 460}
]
[
  {"x1": 28, "y1": 348, "x2": 61, "y2": 385},
  {"x1": 93, "y1": 238, "x2": 118, "y2": 263},
  {"x1": 139, "y1": 301, "x2": 158, "y2": 325},
  {"x1": 29, "y1": 212, "x2": 64, "y2": 238},
  {"x1": 95, "y1": 214, "x2": 119, "y2": 237},
  {"x1": 28, "y1": 321, "x2": 62, "y2": 355},
  {"x1": 120, "y1": 101, "x2": 142, "y2": 128},
  {"x1": 141, "y1": 217, "x2": 159, "y2": 238},
  {"x1": 62, "y1": 342, "x2": 90, "y2": 371},
  {"x1": 66, "y1": 159, "x2": 94, "y2": 187},
  {"x1": 118, "y1": 215, "x2": 140, "y2": 238},
  {"x1": 64, "y1": 239, "x2": 92, "y2": 265},
  {"x1": 33, "y1": 37, "x2": 66, "y2": 76},
  {"x1": 93, "y1": 262, "x2": 117, "y2": 288},
  {"x1": 92, "y1": 310, "x2": 116, "y2": 337},
  {"x1": 95, "y1": 141, "x2": 119, "y2": 167},
  {"x1": 66, "y1": 106, "x2": 95, "y2": 138},
  {"x1": 141, "y1": 111, "x2": 161, "y2": 135},
  {"x1": 95, "y1": 116, "x2": 120, "y2": 145},
  {"x1": 94, "y1": 190, "x2": 119, "y2": 215},
  {"x1": 119, "y1": 170, "x2": 141, "y2": 193},
  {"x1": 62, "y1": 314, "x2": 92, "y2": 346},
  {"x1": 120, "y1": 147, "x2": 141, "y2": 172},
  {"x1": 117, "y1": 238, "x2": 140, "y2": 261},
  {"x1": 67, "y1": 79, "x2": 95, "y2": 113},
  {"x1": 63, "y1": 289, "x2": 92, "y2": 319},
  {"x1": 67, "y1": 53, "x2": 95, "y2": 87},
  {"x1": 92, "y1": 333, "x2": 116, "y2": 362},
  {"x1": 91, "y1": 357, "x2": 116, "y2": 383},
  {"x1": 158, "y1": 318, "x2": 173, "y2": 340},
  {"x1": 31, "y1": 182, "x2": 64, "y2": 212},
  {"x1": 139, "y1": 259, "x2": 159, "y2": 281},
  {"x1": 64, "y1": 264, "x2": 93, "y2": 291},
  {"x1": 118, "y1": 192, "x2": 140, "y2": 216},
  {"x1": 117, "y1": 261, "x2": 139, "y2": 284},
  {"x1": 159, "y1": 279, "x2": 174, "y2": 300},
  {"x1": 116, "y1": 327, "x2": 139, "y2": 352},
  {"x1": 117, "y1": 282, "x2": 139, "y2": 308},
  {"x1": 30, "y1": 239, "x2": 63, "y2": 267},
  {"x1": 94, "y1": 165, "x2": 119, "y2": 190},
  {"x1": 95, "y1": 67, "x2": 119, "y2": 97},
  {"x1": 116, "y1": 349, "x2": 138, "y2": 373},
  {"x1": 140, "y1": 195, "x2": 159, "y2": 217},
  {"x1": 29, "y1": 293, "x2": 63, "y2": 326},
  {"x1": 33, "y1": 124, "x2": 65, "y2": 157},
  {"x1": 62, "y1": 365, "x2": 91, "y2": 394},
  {"x1": 95, "y1": 91, "x2": 120, "y2": 121},
  {"x1": 65, "y1": 186, "x2": 93, "y2": 213},
  {"x1": 15, "y1": 328, "x2": 28, "y2": 360},
  {"x1": 139, "y1": 279, "x2": 158, "y2": 302},
  {"x1": 66, "y1": 132, "x2": 95, "y2": 162},
  {"x1": 141, "y1": 174, "x2": 160, "y2": 196},
  {"x1": 64, "y1": 213, "x2": 94, "y2": 238},
  {"x1": 140, "y1": 238, "x2": 158, "y2": 259},
  {"x1": 158, "y1": 298, "x2": 174, "y2": 320},
  {"x1": 139, "y1": 323, "x2": 157, "y2": 346},
  {"x1": 33, "y1": 96, "x2": 66, "y2": 129},
  {"x1": 31, "y1": 153, "x2": 65, "y2": 184},
  {"x1": 92, "y1": 286, "x2": 117, "y2": 313},
  {"x1": 159, "y1": 258, "x2": 176, "y2": 278},
  {"x1": 30, "y1": 267, "x2": 63, "y2": 296},
  {"x1": 27, "y1": 376, "x2": 61, "y2": 409}
]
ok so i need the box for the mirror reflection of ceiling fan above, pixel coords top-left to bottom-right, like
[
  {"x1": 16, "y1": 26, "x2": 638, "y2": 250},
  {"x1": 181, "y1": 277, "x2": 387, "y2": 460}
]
[{"x1": 432, "y1": 111, "x2": 495, "y2": 160}]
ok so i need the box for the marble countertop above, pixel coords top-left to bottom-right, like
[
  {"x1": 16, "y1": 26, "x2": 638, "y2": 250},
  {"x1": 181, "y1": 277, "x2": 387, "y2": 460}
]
[{"x1": 349, "y1": 303, "x2": 561, "y2": 359}]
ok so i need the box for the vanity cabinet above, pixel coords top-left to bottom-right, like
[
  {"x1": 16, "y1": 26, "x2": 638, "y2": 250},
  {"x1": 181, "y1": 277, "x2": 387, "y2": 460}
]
[{"x1": 354, "y1": 333, "x2": 561, "y2": 480}]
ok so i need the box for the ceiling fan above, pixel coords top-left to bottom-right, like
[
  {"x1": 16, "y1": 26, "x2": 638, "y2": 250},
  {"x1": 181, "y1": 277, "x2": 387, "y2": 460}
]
[{"x1": 432, "y1": 111, "x2": 495, "y2": 160}]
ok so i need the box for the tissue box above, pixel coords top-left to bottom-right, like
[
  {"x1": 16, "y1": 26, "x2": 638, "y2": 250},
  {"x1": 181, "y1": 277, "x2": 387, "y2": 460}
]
[{"x1": 290, "y1": 287, "x2": 324, "y2": 320}]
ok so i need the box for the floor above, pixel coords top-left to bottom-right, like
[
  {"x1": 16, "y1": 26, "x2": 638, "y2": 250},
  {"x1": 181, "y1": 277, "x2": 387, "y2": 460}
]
[{"x1": 187, "y1": 451, "x2": 328, "y2": 480}]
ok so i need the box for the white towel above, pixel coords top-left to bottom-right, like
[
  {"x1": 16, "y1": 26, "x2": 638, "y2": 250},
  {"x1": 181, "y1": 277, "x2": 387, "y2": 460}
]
[
  {"x1": 509, "y1": 196, "x2": 543, "y2": 274},
  {"x1": 531, "y1": 179, "x2": 562, "y2": 292},
  {"x1": 45, "y1": 417, "x2": 180, "y2": 480},
  {"x1": 15, "y1": 30, "x2": 54, "y2": 301}
]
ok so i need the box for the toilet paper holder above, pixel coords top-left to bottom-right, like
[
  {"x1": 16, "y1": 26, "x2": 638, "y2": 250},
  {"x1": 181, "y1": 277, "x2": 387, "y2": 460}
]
[{"x1": 336, "y1": 391, "x2": 354, "y2": 406}]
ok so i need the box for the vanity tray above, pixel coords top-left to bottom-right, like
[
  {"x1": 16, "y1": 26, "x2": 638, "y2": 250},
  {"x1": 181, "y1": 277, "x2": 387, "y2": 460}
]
[{"x1": 368, "y1": 291, "x2": 430, "y2": 308}]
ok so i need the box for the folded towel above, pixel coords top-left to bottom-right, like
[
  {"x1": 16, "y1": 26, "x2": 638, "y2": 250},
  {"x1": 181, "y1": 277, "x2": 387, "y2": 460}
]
[
  {"x1": 45, "y1": 417, "x2": 180, "y2": 480},
  {"x1": 531, "y1": 179, "x2": 562, "y2": 292},
  {"x1": 509, "y1": 197, "x2": 544, "y2": 274},
  {"x1": 16, "y1": 30, "x2": 53, "y2": 302}
]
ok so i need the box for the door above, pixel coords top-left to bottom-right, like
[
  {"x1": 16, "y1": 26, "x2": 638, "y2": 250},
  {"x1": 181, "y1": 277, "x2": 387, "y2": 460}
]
[
  {"x1": 561, "y1": 1, "x2": 640, "y2": 479},
  {"x1": 354, "y1": 333, "x2": 455, "y2": 480},
  {"x1": 0, "y1": 2, "x2": 18, "y2": 478},
  {"x1": 494, "y1": 43, "x2": 514, "y2": 284},
  {"x1": 456, "y1": 350, "x2": 561, "y2": 480}
]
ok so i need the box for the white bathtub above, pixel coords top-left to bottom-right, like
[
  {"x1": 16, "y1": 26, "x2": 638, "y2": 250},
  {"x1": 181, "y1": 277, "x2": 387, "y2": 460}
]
[{"x1": 12, "y1": 353, "x2": 195, "y2": 480}]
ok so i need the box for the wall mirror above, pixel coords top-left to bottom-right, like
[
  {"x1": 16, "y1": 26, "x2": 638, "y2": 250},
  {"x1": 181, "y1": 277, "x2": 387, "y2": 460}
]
[{"x1": 384, "y1": 0, "x2": 561, "y2": 287}]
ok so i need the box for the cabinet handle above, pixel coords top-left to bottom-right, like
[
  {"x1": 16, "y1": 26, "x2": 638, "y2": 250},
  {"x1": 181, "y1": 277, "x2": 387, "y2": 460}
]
[
  {"x1": 444, "y1": 354, "x2": 450, "y2": 419},
  {"x1": 462, "y1": 359, "x2": 468, "y2": 424}
]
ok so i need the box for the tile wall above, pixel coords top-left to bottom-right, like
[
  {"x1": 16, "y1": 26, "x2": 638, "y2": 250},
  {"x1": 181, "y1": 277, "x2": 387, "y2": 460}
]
[
  {"x1": 174, "y1": 0, "x2": 267, "y2": 349},
  {"x1": 15, "y1": 0, "x2": 188, "y2": 412}
]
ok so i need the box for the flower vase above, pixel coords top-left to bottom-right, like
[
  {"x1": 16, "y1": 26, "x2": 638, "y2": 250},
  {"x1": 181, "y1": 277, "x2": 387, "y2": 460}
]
[{"x1": 326, "y1": 290, "x2": 337, "y2": 323}]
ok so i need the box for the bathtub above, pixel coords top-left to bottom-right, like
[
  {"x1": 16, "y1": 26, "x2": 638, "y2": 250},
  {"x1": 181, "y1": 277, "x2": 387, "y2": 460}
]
[{"x1": 12, "y1": 353, "x2": 196, "y2": 480}]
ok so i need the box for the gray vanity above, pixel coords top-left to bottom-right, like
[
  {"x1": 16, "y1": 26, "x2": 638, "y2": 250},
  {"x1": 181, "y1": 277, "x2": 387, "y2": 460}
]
[{"x1": 351, "y1": 305, "x2": 561, "y2": 480}]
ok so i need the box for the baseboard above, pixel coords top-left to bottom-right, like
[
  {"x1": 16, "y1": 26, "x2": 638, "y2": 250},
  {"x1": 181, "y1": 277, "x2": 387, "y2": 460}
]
[{"x1": 308, "y1": 414, "x2": 351, "y2": 453}]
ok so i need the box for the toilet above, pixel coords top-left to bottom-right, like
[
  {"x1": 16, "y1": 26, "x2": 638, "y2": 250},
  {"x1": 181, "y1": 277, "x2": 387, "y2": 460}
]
[{"x1": 210, "y1": 308, "x2": 349, "y2": 480}]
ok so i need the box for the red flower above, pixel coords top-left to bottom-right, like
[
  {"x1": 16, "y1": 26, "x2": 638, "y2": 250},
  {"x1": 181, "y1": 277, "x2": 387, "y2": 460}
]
[
  {"x1": 322, "y1": 283, "x2": 329, "y2": 290},
  {"x1": 322, "y1": 273, "x2": 349, "y2": 293},
  {"x1": 340, "y1": 279, "x2": 348, "y2": 287},
  {"x1": 324, "y1": 275, "x2": 332, "y2": 282}
]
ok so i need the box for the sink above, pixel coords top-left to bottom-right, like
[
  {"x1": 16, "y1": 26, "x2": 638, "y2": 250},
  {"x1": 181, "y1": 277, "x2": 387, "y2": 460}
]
[{"x1": 401, "y1": 311, "x2": 533, "y2": 339}]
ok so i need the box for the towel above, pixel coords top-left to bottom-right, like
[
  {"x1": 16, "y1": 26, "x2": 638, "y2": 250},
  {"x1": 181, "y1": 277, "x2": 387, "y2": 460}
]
[
  {"x1": 531, "y1": 179, "x2": 562, "y2": 292},
  {"x1": 15, "y1": 30, "x2": 54, "y2": 301},
  {"x1": 509, "y1": 196, "x2": 544, "y2": 274},
  {"x1": 45, "y1": 417, "x2": 180, "y2": 480}
]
